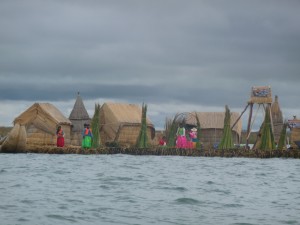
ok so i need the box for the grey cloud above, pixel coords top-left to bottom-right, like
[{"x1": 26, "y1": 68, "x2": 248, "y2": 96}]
[{"x1": 0, "y1": 0, "x2": 300, "y2": 129}]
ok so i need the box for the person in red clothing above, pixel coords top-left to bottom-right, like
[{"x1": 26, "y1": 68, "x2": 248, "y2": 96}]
[
  {"x1": 56, "y1": 125, "x2": 65, "y2": 147},
  {"x1": 159, "y1": 136, "x2": 167, "y2": 146}
]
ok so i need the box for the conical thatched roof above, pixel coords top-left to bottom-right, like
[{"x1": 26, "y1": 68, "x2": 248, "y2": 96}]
[
  {"x1": 69, "y1": 93, "x2": 90, "y2": 132},
  {"x1": 271, "y1": 95, "x2": 283, "y2": 124},
  {"x1": 69, "y1": 93, "x2": 90, "y2": 120},
  {"x1": 271, "y1": 95, "x2": 283, "y2": 143}
]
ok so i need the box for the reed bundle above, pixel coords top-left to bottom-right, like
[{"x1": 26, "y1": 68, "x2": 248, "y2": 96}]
[
  {"x1": 218, "y1": 105, "x2": 234, "y2": 149},
  {"x1": 260, "y1": 106, "x2": 276, "y2": 150},
  {"x1": 91, "y1": 103, "x2": 101, "y2": 148},
  {"x1": 195, "y1": 113, "x2": 201, "y2": 149},
  {"x1": 277, "y1": 122, "x2": 287, "y2": 150},
  {"x1": 136, "y1": 103, "x2": 148, "y2": 148}
]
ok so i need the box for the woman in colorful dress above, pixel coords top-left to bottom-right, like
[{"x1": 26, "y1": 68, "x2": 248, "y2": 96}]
[
  {"x1": 176, "y1": 124, "x2": 187, "y2": 148},
  {"x1": 189, "y1": 127, "x2": 198, "y2": 148},
  {"x1": 56, "y1": 125, "x2": 65, "y2": 147},
  {"x1": 82, "y1": 124, "x2": 93, "y2": 149}
]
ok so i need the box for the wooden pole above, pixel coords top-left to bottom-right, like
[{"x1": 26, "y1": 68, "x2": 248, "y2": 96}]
[
  {"x1": 246, "y1": 103, "x2": 253, "y2": 149},
  {"x1": 231, "y1": 104, "x2": 249, "y2": 130}
]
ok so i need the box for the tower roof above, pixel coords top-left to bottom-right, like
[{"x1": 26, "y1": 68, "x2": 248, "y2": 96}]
[
  {"x1": 69, "y1": 93, "x2": 90, "y2": 120},
  {"x1": 271, "y1": 95, "x2": 283, "y2": 124}
]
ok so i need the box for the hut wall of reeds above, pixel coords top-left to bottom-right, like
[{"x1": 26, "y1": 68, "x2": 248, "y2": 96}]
[
  {"x1": 13, "y1": 103, "x2": 71, "y2": 148},
  {"x1": 100, "y1": 102, "x2": 155, "y2": 147},
  {"x1": 288, "y1": 116, "x2": 300, "y2": 149},
  {"x1": 271, "y1": 95, "x2": 284, "y2": 144},
  {"x1": 185, "y1": 112, "x2": 242, "y2": 148},
  {"x1": 69, "y1": 93, "x2": 91, "y2": 146}
]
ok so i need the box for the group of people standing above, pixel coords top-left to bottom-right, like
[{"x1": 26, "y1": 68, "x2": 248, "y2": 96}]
[
  {"x1": 56, "y1": 123, "x2": 93, "y2": 148},
  {"x1": 158, "y1": 125, "x2": 199, "y2": 148},
  {"x1": 176, "y1": 125, "x2": 198, "y2": 148}
]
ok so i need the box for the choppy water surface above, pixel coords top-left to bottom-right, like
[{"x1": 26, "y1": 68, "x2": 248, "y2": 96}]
[{"x1": 1, "y1": 154, "x2": 300, "y2": 225}]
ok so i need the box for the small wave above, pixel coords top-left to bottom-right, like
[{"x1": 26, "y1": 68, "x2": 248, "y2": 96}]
[
  {"x1": 207, "y1": 181, "x2": 214, "y2": 185},
  {"x1": 157, "y1": 186, "x2": 187, "y2": 192},
  {"x1": 10, "y1": 184, "x2": 22, "y2": 188},
  {"x1": 20, "y1": 199, "x2": 34, "y2": 205},
  {"x1": 213, "y1": 189, "x2": 231, "y2": 195},
  {"x1": 223, "y1": 203, "x2": 244, "y2": 208},
  {"x1": 0, "y1": 204, "x2": 17, "y2": 210},
  {"x1": 231, "y1": 223, "x2": 255, "y2": 225},
  {"x1": 17, "y1": 218, "x2": 29, "y2": 222},
  {"x1": 281, "y1": 220, "x2": 299, "y2": 224},
  {"x1": 0, "y1": 169, "x2": 7, "y2": 173},
  {"x1": 46, "y1": 214, "x2": 77, "y2": 222},
  {"x1": 175, "y1": 197, "x2": 201, "y2": 205}
]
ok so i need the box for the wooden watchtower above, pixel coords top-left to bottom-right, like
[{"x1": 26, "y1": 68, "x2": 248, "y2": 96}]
[{"x1": 232, "y1": 86, "x2": 274, "y2": 148}]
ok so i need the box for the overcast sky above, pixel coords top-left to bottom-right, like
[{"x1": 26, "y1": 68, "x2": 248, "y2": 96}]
[{"x1": 0, "y1": 0, "x2": 299, "y2": 131}]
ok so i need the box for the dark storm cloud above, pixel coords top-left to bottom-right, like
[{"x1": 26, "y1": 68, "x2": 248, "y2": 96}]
[{"x1": 1, "y1": 0, "x2": 300, "y2": 128}]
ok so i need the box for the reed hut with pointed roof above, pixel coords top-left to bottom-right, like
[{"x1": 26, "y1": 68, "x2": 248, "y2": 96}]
[
  {"x1": 271, "y1": 95, "x2": 283, "y2": 144},
  {"x1": 185, "y1": 112, "x2": 242, "y2": 148},
  {"x1": 12, "y1": 103, "x2": 71, "y2": 148},
  {"x1": 100, "y1": 102, "x2": 155, "y2": 147},
  {"x1": 69, "y1": 93, "x2": 91, "y2": 145}
]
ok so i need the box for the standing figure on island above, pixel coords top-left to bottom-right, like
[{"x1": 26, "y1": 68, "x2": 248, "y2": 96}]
[
  {"x1": 189, "y1": 127, "x2": 198, "y2": 148},
  {"x1": 56, "y1": 125, "x2": 65, "y2": 147},
  {"x1": 176, "y1": 124, "x2": 187, "y2": 148},
  {"x1": 82, "y1": 123, "x2": 93, "y2": 149}
]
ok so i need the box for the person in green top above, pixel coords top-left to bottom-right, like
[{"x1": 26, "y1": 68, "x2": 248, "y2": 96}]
[
  {"x1": 82, "y1": 123, "x2": 93, "y2": 149},
  {"x1": 176, "y1": 124, "x2": 187, "y2": 148}
]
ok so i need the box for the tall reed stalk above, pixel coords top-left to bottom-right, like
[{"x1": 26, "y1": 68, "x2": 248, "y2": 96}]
[{"x1": 91, "y1": 103, "x2": 101, "y2": 148}]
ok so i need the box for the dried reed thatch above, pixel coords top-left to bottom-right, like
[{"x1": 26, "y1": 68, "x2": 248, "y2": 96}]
[
  {"x1": 13, "y1": 103, "x2": 71, "y2": 148},
  {"x1": 288, "y1": 116, "x2": 300, "y2": 149},
  {"x1": 165, "y1": 113, "x2": 185, "y2": 147},
  {"x1": 69, "y1": 93, "x2": 91, "y2": 145},
  {"x1": 185, "y1": 111, "x2": 242, "y2": 148},
  {"x1": 195, "y1": 113, "x2": 201, "y2": 149},
  {"x1": 260, "y1": 105, "x2": 276, "y2": 150},
  {"x1": 136, "y1": 103, "x2": 148, "y2": 148},
  {"x1": 218, "y1": 105, "x2": 234, "y2": 149},
  {"x1": 91, "y1": 103, "x2": 101, "y2": 148},
  {"x1": 100, "y1": 102, "x2": 155, "y2": 147},
  {"x1": 271, "y1": 95, "x2": 284, "y2": 143},
  {"x1": 277, "y1": 122, "x2": 287, "y2": 150},
  {"x1": 1, "y1": 124, "x2": 26, "y2": 152}
]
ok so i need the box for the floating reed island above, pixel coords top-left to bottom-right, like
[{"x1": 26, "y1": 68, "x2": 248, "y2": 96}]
[
  {"x1": 14, "y1": 145, "x2": 300, "y2": 159},
  {"x1": 1, "y1": 86, "x2": 300, "y2": 158}
]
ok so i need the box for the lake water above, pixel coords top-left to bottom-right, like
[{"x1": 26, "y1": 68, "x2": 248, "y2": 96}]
[{"x1": 1, "y1": 154, "x2": 300, "y2": 225}]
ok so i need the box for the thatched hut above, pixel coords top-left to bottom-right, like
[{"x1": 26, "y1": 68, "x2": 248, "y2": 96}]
[
  {"x1": 185, "y1": 112, "x2": 242, "y2": 148},
  {"x1": 69, "y1": 93, "x2": 91, "y2": 146},
  {"x1": 99, "y1": 102, "x2": 155, "y2": 147},
  {"x1": 12, "y1": 103, "x2": 71, "y2": 149},
  {"x1": 287, "y1": 116, "x2": 300, "y2": 149},
  {"x1": 271, "y1": 95, "x2": 283, "y2": 144}
]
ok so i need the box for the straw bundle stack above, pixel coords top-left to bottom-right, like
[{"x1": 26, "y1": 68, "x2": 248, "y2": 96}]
[
  {"x1": 195, "y1": 113, "x2": 201, "y2": 149},
  {"x1": 91, "y1": 103, "x2": 101, "y2": 148},
  {"x1": 259, "y1": 106, "x2": 276, "y2": 150},
  {"x1": 1, "y1": 123, "x2": 27, "y2": 152},
  {"x1": 136, "y1": 103, "x2": 148, "y2": 148},
  {"x1": 277, "y1": 122, "x2": 287, "y2": 150},
  {"x1": 218, "y1": 105, "x2": 234, "y2": 149}
]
